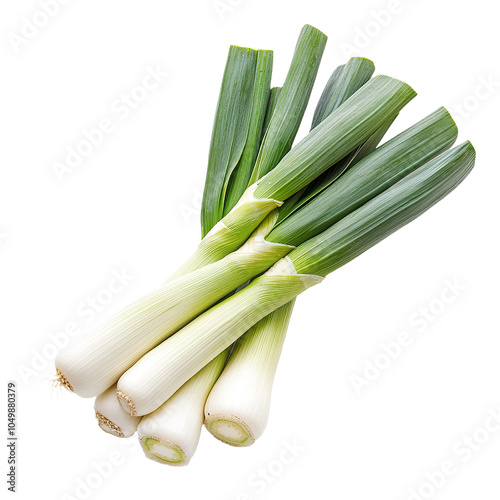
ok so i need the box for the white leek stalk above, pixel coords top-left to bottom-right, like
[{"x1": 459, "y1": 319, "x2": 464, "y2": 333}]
[
  {"x1": 117, "y1": 259, "x2": 323, "y2": 416},
  {"x1": 55, "y1": 212, "x2": 292, "y2": 397},
  {"x1": 137, "y1": 350, "x2": 229, "y2": 466},
  {"x1": 204, "y1": 301, "x2": 294, "y2": 446},
  {"x1": 94, "y1": 385, "x2": 141, "y2": 438}
]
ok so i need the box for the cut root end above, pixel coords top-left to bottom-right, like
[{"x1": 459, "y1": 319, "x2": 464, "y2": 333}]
[
  {"x1": 116, "y1": 390, "x2": 137, "y2": 416},
  {"x1": 53, "y1": 368, "x2": 74, "y2": 393},
  {"x1": 204, "y1": 414, "x2": 255, "y2": 447},
  {"x1": 95, "y1": 410, "x2": 125, "y2": 438},
  {"x1": 140, "y1": 436, "x2": 188, "y2": 466}
]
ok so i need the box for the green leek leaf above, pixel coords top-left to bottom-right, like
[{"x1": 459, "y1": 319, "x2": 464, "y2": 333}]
[
  {"x1": 290, "y1": 141, "x2": 476, "y2": 276},
  {"x1": 267, "y1": 107, "x2": 458, "y2": 246},
  {"x1": 248, "y1": 25, "x2": 327, "y2": 184}
]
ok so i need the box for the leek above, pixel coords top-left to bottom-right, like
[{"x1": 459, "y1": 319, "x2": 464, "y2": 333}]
[
  {"x1": 94, "y1": 384, "x2": 141, "y2": 438},
  {"x1": 53, "y1": 25, "x2": 476, "y2": 463},
  {"x1": 116, "y1": 142, "x2": 475, "y2": 416},
  {"x1": 137, "y1": 350, "x2": 229, "y2": 465},
  {"x1": 204, "y1": 303, "x2": 294, "y2": 446}
]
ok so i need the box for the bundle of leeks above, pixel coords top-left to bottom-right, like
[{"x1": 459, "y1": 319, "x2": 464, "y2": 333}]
[{"x1": 55, "y1": 25, "x2": 475, "y2": 466}]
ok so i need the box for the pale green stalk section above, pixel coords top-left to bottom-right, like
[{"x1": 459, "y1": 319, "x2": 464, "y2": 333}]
[
  {"x1": 117, "y1": 142, "x2": 475, "y2": 417},
  {"x1": 117, "y1": 261, "x2": 322, "y2": 416},
  {"x1": 94, "y1": 385, "x2": 141, "y2": 438},
  {"x1": 204, "y1": 301, "x2": 295, "y2": 446},
  {"x1": 168, "y1": 185, "x2": 282, "y2": 280},
  {"x1": 138, "y1": 350, "x2": 229, "y2": 466},
  {"x1": 55, "y1": 212, "x2": 292, "y2": 398}
]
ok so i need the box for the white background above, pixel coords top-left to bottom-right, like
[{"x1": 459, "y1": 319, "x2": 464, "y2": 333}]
[{"x1": 1, "y1": 0, "x2": 499, "y2": 499}]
